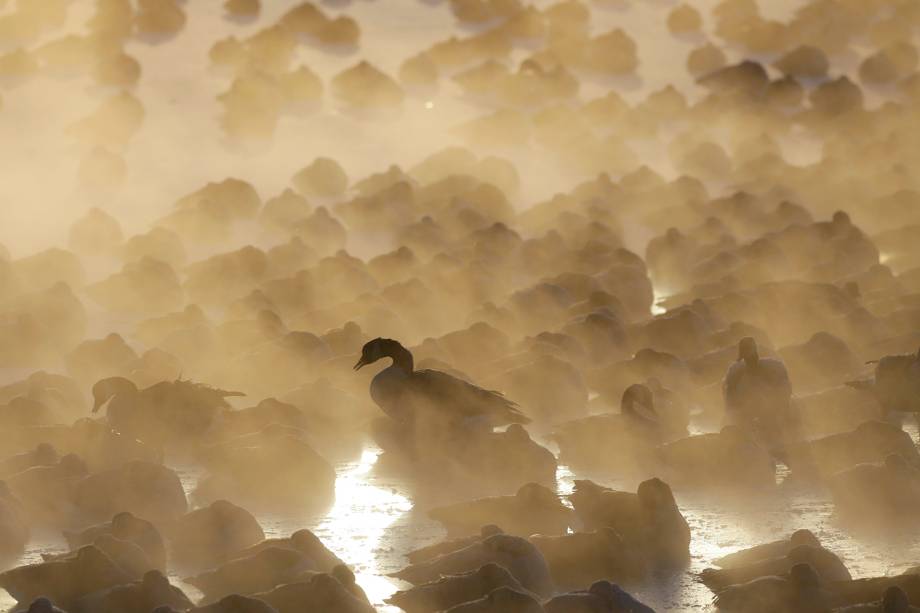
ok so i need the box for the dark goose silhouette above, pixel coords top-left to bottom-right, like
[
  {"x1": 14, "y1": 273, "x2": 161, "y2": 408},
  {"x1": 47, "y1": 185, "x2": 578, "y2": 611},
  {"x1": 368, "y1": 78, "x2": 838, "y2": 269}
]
[
  {"x1": 354, "y1": 338, "x2": 529, "y2": 427},
  {"x1": 723, "y1": 337, "x2": 795, "y2": 446}
]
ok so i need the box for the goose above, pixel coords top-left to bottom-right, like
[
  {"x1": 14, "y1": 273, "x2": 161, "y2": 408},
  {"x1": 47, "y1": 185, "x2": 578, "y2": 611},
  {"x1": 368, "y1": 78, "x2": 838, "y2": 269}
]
[
  {"x1": 544, "y1": 580, "x2": 655, "y2": 613},
  {"x1": 185, "y1": 547, "x2": 310, "y2": 602},
  {"x1": 168, "y1": 500, "x2": 265, "y2": 570},
  {"x1": 832, "y1": 575, "x2": 920, "y2": 609},
  {"x1": 24, "y1": 598, "x2": 67, "y2": 613},
  {"x1": 188, "y1": 594, "x2": 279, "y2": 613},
  {"x1": 723, "y1": 337, "x2": 795, "y2": 447},
  {"x1": 64, "y1": 511, "x2": 166, "y2": 572},
  {"x1": 354, "y1": 337, "x2": 529, "y2": 427},
  {"x1": 834, "y1": 586, "x2": 920, "y2": 612},
  {"x1": 387, "y1": 562, "x2": 531, "y2": 613},
  {"x1": 72, "y1": 460, "x2": 187, "y2": 523},
  {"x1": 428, "y1": 483, "x2": 574, "y2": 537},
  {"x1": 828, "y1": 454, "x2": 920, "y2": 522},
  {"x1": 848, "y1": 348, "x2": 920, "y2": 415},
  {"x1": 700, "y1": 543, "x2": 851, "y2": 592},
  {"x1": 551, "y1": 384, "x2": 663, "y2": 475},
  {"x1": 0, "y1": 443, "x2": 58, "y2": 478},
  {"x1": 781, "y1": 421, "x2": 920, "y2": 481},
  {"x1": 714, "y1": 529, "x2": 820, "y2": 569},
  {"x1": 568, "y1": 478, "x2": 690, "y2": 568},
  {"x1": 42, "y1": 534, "x2": 156, "y2": 580},
  {"x1": 391, "y1": 533, "x2": 554, "y2": 598},
  {"x1": 252, "y1": 572, "x2": 374, "y2": 613},
  {"x1": 530, "y1": 528, "x2": 645, "y2": 590},
  {"x1": 0, "y1": 545, "x2": 131, "y2": 611},
  {"x1": 71, "y1": 569, "x2": 193, "y2": 613},
  {"x1": 405, "y1": 525, "x2": 504, "y2": 564},
  {"x1": 713, "y1": 562, "x2": 836, "y2": 613},
  {"x1": 90, "y1": 377, "x2": 244, "y2": 449},
  {"x1": 444, "y1": 586, "x2": 545, "y2": 613},
  {"x1": 228, "y1": 529, "x2": 343, "y2": 573}
]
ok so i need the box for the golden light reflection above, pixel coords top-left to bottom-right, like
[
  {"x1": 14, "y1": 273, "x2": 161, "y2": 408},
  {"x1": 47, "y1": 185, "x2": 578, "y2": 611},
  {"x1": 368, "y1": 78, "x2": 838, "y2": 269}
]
[{"x1": 314, "y1": 449, "x2": 413, "y2": 611}]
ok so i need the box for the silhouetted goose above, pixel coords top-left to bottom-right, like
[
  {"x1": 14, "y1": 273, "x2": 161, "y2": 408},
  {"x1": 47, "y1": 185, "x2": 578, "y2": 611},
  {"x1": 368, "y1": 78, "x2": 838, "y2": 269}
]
[
  {"x1": 91, "y1": 377, "x2": 244, "y2": 447},
  {"x1": 72, "y1": 569, "x2": 193, "y2": 613},
  {"x1": 544, "y1": 580, "x2": 655, "y2": 613},
  {"x1": 713, "y1": 563, "x2": 835, "y2": 613},
  {"x1": 406, "y1": 525, "x2": 504, "y2": 564},
  {"x1": 391, "y1": 533, "x2": 554, "y2": 598},
  {"x1": 848, "y1": 348, "x2": 920, "y2": 415},
  {"x1": 444, "y1": 586, "x2": 544, "y2": 613},
  {"x1": 188, "y1": 594, "x2": 279, "y2": 613},
  {"x1": 723, "y1": 337, "x2": 795, "y2": 445},
  {"x1": 834, "y1": 586, "x2": 920, "y2": 612},
  {"x1": 354, "y1": 338, "x2": 529, "y2": 427},
  {"x1": 185, "y1": 547, "x2": 308, "y2": 602},
  {"x1": 701, "y1": 544, "x2": 851, "y2": 592},
  {"x1": 25, "y1": 598, "x2": 67, "y2": 613},
  {"x1": 714, "y1": 530, "x2": 820, "y2": 569},
  {"x1": 832, "y1": 575, "x2": 920, "y2": 609},
  {"x1": 551, "y1": 383, "x2": 662, "y2": 476},
  {"x1": 42, "y1": 534, "x2": 156, "y2": 580},
  {"x1": 387, "y1": 562, "x2": 531, "y2": 613},
  {"x1": 0, "y1": 545, "x2": 131, "y2": 610},
  {"x1": 229, "y1": 529, "x2": 343, "y2": 573},
  {"x1": 64, "y1": 511, "x2": 166, "y2": 572}
]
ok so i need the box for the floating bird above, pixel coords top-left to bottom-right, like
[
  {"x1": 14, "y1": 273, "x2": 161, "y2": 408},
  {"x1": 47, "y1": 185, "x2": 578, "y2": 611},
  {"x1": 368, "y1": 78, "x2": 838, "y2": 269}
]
[
  {"x1": 444, "y1": 586, "x2": 544, "y2": 613},
  {"x1": 387, "y1": 562, "x2": 531, "y2": 613},
  {"x1": 354, "y1": 338, "x2": 529, "y2": 427},
  {"x1": 848, "y1": 348, "x2": 920, "y2": 415},
  {"x1": 544, "y1": 580, "x2": 655, "y2": 613},
  {"x1": 714, "y1": 530, "x2": 820, "y2": 569},
  {"x1": 833, "y1": 586, "x2": 920, "y2": 612},
  {"x1": 713, "y1": 562, "x2": 835, "y2": 613},
  {"x1": 700, "y1": 544, "x2": 851, "y2": 592},
  {"x1": 723, "y1": 337, "x2": 795, "y2": 446},
  {"x1": 91, "y1": 377, "x2": 244, "y2": 447}
]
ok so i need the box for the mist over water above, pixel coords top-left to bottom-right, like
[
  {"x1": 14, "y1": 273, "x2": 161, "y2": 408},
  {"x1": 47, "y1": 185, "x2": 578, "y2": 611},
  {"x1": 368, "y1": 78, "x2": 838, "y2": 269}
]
[{"x1": 2, "y1": 0, "x2": 920, "y2": 612}]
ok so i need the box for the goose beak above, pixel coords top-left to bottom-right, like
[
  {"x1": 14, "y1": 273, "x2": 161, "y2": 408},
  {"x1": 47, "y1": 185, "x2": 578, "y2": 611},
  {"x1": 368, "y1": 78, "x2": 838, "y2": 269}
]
[{"x1": 353, "y1": 358, "x2": 368, "y2": 371}]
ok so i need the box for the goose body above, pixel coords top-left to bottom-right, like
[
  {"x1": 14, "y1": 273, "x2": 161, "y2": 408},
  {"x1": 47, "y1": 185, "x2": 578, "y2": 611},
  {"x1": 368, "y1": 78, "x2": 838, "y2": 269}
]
[
  {"x1": 714, "y1": 530, "x2": 820, "y2": 569},
  {"x1": 700, "y1": 544, "x2": 851, "y2": 593},
  {"x1": 444, "y1": 586, "x2": 545, "y2": 613},
  {"x1": 544, "y1": 580, "x2": 655, "y2": 613},
  {"x1": 713, "y1": 563, "x2": 836, "y2": 613},
  {"x1": 391, "y1": 533, "x2": 555, "y2": 598}
]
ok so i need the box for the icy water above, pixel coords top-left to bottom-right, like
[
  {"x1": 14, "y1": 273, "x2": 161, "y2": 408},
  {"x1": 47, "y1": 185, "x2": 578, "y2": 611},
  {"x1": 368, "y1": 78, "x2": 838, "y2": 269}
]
[
  {"x1": 2, "y1": 0, "x2": 919, "y2": 610},
  {"x1": 5, "y1": 434, "x2": 920, "y2": 612}
]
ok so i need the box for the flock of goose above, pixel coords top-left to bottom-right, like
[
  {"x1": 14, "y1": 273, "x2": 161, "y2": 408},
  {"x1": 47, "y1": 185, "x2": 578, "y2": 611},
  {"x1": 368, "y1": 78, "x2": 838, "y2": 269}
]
[{"x1": 1, "y1": 0, "x2": 920, "y2": 611}]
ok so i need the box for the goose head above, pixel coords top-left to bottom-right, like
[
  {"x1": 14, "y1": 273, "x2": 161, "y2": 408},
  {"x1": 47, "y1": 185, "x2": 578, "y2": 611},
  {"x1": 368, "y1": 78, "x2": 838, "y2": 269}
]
[
  {"x1": 790, "y1": 529, "x2": 820, "y2": 548},
  {"x1": 883, "y1": 586, "x2": 910, "y2": 613},
  {"x1": 27, "y1": 598, "x2": 59, "y2": 613},
  {"x1": 621, "y1": 383, "x2": 657, "y2": 423},
  {"x1": 354, "y1": 338, "x2": 413, "y2": 372},
  {"x1": 91, "y1": 376, "x2": 138, "y2": 413},
  {"x1": 738, "y1": 337, "x2": 759, "y2": 367}
]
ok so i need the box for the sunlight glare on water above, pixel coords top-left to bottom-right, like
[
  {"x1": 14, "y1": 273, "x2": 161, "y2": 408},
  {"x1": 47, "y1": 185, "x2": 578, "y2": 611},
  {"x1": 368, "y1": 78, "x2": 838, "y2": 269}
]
[{"x1": 314, "y1": 449, "x2": 413, "y2": 611}]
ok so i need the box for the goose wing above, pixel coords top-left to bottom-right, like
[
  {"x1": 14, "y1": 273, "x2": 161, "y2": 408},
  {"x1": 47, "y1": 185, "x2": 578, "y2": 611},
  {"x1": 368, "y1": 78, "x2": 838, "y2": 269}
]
[{"x1": 409, "y1": 369, "x2": 530, "y2": 425}]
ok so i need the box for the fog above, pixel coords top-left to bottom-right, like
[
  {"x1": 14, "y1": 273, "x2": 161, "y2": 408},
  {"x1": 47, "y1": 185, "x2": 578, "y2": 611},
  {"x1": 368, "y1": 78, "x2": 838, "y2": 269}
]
[{"x1": 1, "y1": 0, "x2": 920, "y2": 612}]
